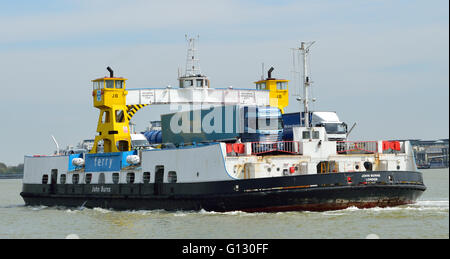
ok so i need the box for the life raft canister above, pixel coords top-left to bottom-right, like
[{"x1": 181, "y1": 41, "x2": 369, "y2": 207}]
[
  {"x1": 233, "y1": 143, "x2": 245, "y2": 154},
  {"x1": 382, "y1": 141, "x2": 401, "y2": 151}
]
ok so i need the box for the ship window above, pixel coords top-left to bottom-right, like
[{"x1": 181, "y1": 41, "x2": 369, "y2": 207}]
[
  {"x1": 98, "y1": 173, "x2": 105, "y2": 184},
  {"x1": 106, "y1": 80, "x2": 114, "y2": 89},
  {"x1": 258, "y1": 83, "x2": 266, "y2": 90},
  {"x1": 96, "y1": 81, "x2": 104, "y2": 89},
  {"x1": 168, "y1": 171, "x2": 177, "y2": 183},
  {"x1": 60, "y1": 174, "x2": 66, "y2": 184},
  {"x1": 115, "y1": 110, "x2": 124, "y2": 123},
  {"x1": 276, "y1": 82, "x2": 287, "y2": 90},
  {"x1": 143, "y1": 172, "x2": 151, "y2": 183},
  {"x1": 183, "y1": 80, "x2": 193, "y2": 87},
  {"x1": 85, "y1": 173, "x2": 92, "y2": 184},
  {"x1": 302, "y1": 131, "x2": 310, "y2": 139},
  {"x1": 115, "y1": 80, "x2": 123, "y2": 89},
  {"x1": 72, "y1": 174, "x2": 79, "y2": 184},
  {"x1": 196, "y1": 79, "x2": 203, "y2": 87},
  {"x1": 112, "y1": 173, "x2": 119, "y2": 184},
  {"x1": 312, "y1": 131, "x2": 320, "y2": 139},
  {"x1": 126, "y1": 172, "x2": 135, "y2": 184},
  {"x1": 93, "y1": 82, "x2": 98, "y2": 90},
  {"x1": 42, "y1": 174, "x2": 48, "y2": 184}
]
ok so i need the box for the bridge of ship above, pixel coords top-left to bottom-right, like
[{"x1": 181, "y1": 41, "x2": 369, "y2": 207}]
[{"x1": 90, "y1": 68, "x2": 288, "y2": 154}]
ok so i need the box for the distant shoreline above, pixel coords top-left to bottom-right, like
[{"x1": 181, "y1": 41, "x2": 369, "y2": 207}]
[{"x1": 0, "y1": 173, "x2": 23, "y2": 179}]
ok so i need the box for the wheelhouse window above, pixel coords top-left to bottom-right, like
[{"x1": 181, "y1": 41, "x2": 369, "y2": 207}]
[
  {"x1": 115, "y1": 80, "x2": 123, "y2": 89},
  {"x1": 196, "y1": 79, "x2": 203, "y2": 87},
  {"x1": 106, "y1": 80, "x2": 114, "y2": 88},
  {"x1": 126, "y1": 172, "x2": 135, "y2": 184},
  {"x1": 168, "y1": 171, "x2": 177, "y2": 183},
  {"x1": 183, "y1": 80, "x2": 193, "y2": 87},
  {"x1": 42, "y1": 174, "x2": 48, "y2": 184},
  {"x1": 256, "y1": 83, "x2": 266, "y2": 90},
  {"x1": 93, "y1": 81, "x2": 104, "y2": 90},
  {"x1": 276, "y1": 82, "x2": 287, "y2": 90}
]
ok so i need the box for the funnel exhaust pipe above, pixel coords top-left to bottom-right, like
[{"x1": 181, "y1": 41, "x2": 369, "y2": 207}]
[
  {"x1": 268, "y1": 67, "x2": 274, "y2": 79},
  {"x1": 107, "y1": 66, "x2": 114, "y2": 78}
]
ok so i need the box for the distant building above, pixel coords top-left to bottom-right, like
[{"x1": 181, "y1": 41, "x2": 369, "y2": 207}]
[{"x1": 409, "y1": 139, "x2": 449, "y2": 169}]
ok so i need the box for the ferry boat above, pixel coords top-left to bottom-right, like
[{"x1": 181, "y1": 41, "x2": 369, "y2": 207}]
[{"x1": 20, "y1": 39, "x2": 426, "y2": 212}]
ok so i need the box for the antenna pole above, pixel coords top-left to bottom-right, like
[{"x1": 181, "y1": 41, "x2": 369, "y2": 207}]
[
  {"x1": 299, "y1": 41, "x2": 315, "y2": 128},
  {"x1": 261, "y1": 62, "x2": 264, "y2": 80}
]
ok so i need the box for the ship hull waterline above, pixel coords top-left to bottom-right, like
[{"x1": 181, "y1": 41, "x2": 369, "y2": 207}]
[{"x1": 21, "y1": 171, "x2": 426, "y2": 212}]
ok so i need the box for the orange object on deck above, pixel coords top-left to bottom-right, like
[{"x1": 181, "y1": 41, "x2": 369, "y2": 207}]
[
  {"x1": 233, "y1": 143, "x2": 245, "y2": 154},
  {"x1": 390, "y1": 141, "x2": 401, "y2": 151},
  {"x1": 226, "y1": 144, "x2": 233, "y2": 153}
]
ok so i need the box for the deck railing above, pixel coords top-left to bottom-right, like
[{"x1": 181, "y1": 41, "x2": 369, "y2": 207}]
[
  {"x1": 251, "y1": 141, "x2": 299, "y2": 155},
  {"x1": 336, "y1": 141, "x2": 378, "y2": 154}
]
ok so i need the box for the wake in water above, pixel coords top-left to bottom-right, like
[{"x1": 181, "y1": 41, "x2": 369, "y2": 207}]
[
  {"x1": 19, "y1": 200, "x2": 448, "y2": 217},
  {"x1": 316, "y1": 200, "x2": 449, "y2": 216}
]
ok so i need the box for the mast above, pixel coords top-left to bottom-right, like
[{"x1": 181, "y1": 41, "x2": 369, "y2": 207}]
[
  {"x1": 179, "y1": 35, "x2": 210, "y2": 88},
  {"x1": 184, "y1": 34, "x2": 201, "y2": 77},
  {"x1": 298, "y1": 41, "x2": 315, "y2": 128}
]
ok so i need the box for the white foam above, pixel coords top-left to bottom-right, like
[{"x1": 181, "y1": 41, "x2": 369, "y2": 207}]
[{"x1": 93, "y1": 207, "x2": 111, "y2": 214}]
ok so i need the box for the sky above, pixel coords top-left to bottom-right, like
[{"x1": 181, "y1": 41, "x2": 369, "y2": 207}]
[{"x1": 0, "y1": 0, "x2": 448, "y2": 166}]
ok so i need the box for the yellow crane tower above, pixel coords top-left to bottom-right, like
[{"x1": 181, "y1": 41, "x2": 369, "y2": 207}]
[{"x1": 90, "y1": 67, "x2": 131, "y2": 153}]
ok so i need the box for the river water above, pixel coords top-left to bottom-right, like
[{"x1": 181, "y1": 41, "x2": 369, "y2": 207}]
[{"x1": 0, "y1": 169, "x2": 448, "y2": 239}]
